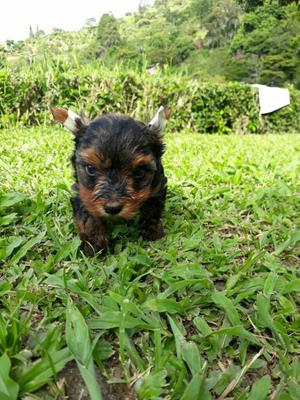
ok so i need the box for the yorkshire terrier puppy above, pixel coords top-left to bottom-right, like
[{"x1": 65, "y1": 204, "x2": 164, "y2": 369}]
[{"x1": 51, "y1": 106, "x2": 170, "y2": 255}]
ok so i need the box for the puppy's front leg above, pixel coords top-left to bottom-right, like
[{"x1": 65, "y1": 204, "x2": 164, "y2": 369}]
[
  {"x1": 139, "y1": 192, "x2": 166, "y2": 241},
  {"x1": 72, "y1": 197, "x2": 108, "y2": 256}
]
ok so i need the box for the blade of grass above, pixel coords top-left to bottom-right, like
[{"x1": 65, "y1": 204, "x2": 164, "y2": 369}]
[
  {"x1": 65, "y1": 300, "x2": 103, "y2": 400},
  {"x1": 0, "y1": 353, "x2": 19, "y2": 400}
]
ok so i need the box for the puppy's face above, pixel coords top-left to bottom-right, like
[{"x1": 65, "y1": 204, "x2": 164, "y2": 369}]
[{"x1": 74, "y1": 115, "x2": 164, "y2": 219}]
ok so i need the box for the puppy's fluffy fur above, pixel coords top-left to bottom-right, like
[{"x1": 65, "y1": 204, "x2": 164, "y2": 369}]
[{"x1": 52, "y1": 108, "x2": 168, "y2": 255}]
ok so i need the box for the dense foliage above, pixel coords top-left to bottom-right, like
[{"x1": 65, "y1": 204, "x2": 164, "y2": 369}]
[
  {"x1": 1, "y1": 62, "x2": 300, "y2": 133},
  {"x1": 0, "y1": 0, "x2": 299, "y2": 132},
  {"x1": 229, "y1": 2, "x2": 300, "y2": 87},
  {"x1": 1, "y1": 0, "x2": 300, "y2": 88}
]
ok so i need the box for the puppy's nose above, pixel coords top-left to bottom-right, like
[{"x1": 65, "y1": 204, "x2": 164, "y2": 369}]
[{"x1": 104, "y1": 205, "x2": 123, "y2": 215}]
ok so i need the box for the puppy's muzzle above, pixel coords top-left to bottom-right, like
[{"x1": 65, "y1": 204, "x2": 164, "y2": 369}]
[{"x1": 104, "y1": 204, "x2": 123, "y2": 215}]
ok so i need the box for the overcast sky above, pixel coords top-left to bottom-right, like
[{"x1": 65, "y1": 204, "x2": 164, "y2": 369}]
[{"x1": 0, "y1": 0, "x2": 154, "y2": 43}]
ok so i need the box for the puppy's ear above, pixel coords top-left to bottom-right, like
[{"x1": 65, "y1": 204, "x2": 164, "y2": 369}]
[
  {"x1": 149, "y1": 106, "x2": 171, "y2": 132},
  {"x1": 51, "y1": 107, "x2": 89, "y2": 134}
]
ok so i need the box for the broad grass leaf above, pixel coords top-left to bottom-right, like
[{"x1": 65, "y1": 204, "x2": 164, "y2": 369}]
[
  {"x1": 263, "y1": 272, "x2": 278, "y2": 297},
  {"x1": 18, "y1": 348, "x2": 72, "y2": 395},
  {"x1": 291, "y1": 360, "x2": 300, "y2": 381},
  {"x1": 66, "y1": 301, "x2": 91, "y2": 366},
  {"x1": 182, "y1": 341, "x2": 202, "y2": 376},
  {"x1": 256, "y1": 294, "x2": 273, "y2": 328},
  {"x1": 54, "y1": 237, "x2": 81, "y2": 262},
  {"x1": 89, "y1": 312, "x2": 148, "y2": 330},
  {"x1": 282, "y1": 279, "x2": 300, "y2": 294},
  {"x1": 273, "y1": 231, "x2": 300, "y2": 255},
  {"x1": 0, "y1": 353, "x2": 19, "y2": 400},
  {"x1": 0, "y1": 236, "x2": 24, "y2": 260},
  {"x1": 136, "y1": 370, "x2": 167, "y2": 399},
  {"x1": 225, "y1": 274, "x2": 241, "y2": 290},
  {"x1": 0, "y1": 213, "x2": 18, "y2": 226},
  {"x1": 66, "y1": 301, "x2": 103, "y2": 400},
  {"x1": 124, "y1": 334, "x2": 146, "y2": 371},
  {"x1": 288, "y1": 380, "x2": 300, "y2": 399},
  {"x1": 194, "y1": 317, "x2": 220, "y2": 353},
  {"x1": 0, "y1": 192, "x2": 27, "y2": 208},
  {"x1": 256, "y1": 295, "x2": 289, "y2": 348},
  {"x1": 180, "y1": 374, "x2": 210, "y2": 400},
  {"x1": 93, "y1": 340, "x2": 114, "y2": 363},
  {"x1": 168, "y1": 316, "x2": 201, "y2": 375},
  {"x1": 207, "y1": 326, "x2": 260, "y2": 345},
  {"x1": 168, "y1": 315, "x2": 185, "y2": 358},
  {"x1": 249, "y1": 375, "x2": 271, "y2": 400},
  {"x1": 10, "y1": 232, "x2": 45, "y2": 264},
  {"x1": 194, "y1": 317, "x2": 212, "y2": 336},
  {"x1": 211, "y1": 292, "x2": 241, "y2": 325},
  {"x1": 143, "y1": 298, "x2": 184, "y2": 314},
  {"x1": 76, "y1": 364, "x2": 103, "y2": 400}
]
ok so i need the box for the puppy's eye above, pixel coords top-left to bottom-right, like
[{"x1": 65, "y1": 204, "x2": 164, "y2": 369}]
[
  {"x1": 133, "y1": 166, "x2": 148, "y2": 179},
  {"x1": 85, "y1": 165, "x2": 96, "y2": 176}
]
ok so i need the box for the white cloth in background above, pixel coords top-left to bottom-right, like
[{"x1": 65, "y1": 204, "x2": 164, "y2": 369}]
[{"x1": 252, "y1": 84, "x2": 290, "y2": 114}]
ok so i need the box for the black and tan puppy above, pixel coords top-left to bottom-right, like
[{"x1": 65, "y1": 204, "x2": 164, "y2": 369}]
[{"x1": 51, "y1": 106, "x2": 170, "y2": 255}]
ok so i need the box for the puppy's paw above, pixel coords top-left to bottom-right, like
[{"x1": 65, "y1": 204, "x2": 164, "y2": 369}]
[
  {"x1": 81, "y1": 235, "x2": 109, "y2": 256},
  {"x1": 140, "y1": 221, "x2": 164, "y2": 241}
]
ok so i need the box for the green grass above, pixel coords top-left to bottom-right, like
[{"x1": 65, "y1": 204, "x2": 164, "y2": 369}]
[{"x1": 0, "y1": 126, "x2": 299, "y2": 399}]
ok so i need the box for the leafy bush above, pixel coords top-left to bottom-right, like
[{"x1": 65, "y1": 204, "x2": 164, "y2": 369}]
[
  {"x1": 229, "y1": 3, "x2": 300, "y2": 87},
  {"x1": 0, "y1": 63, "x2": 299, "y2": 133}
]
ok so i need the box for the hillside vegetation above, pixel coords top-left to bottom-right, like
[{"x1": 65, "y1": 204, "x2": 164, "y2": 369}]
[{"x1": 1, "y1": 0, "x2": 300, "y2": 88}]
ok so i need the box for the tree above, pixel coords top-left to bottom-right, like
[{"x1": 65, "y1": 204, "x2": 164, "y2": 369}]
[
  {"x1": 6, "y1": 39, "x2": 14, "y2": 48},
  {"x1": 204, "y1": 0, "x2": 241, "y2": 48},
  {"x1": 0, "y1": 44, "x2": 6, "y2": 67},
  {"x1": 237, "y1": 0, "x2": 264, "y2": 12},
  {"x1": 52, "y1": 27, "x2": 65, "y2": 33},
  {"x1": 229, "y1": 2, "x2": 300, "y2": 86},
  {"x1": 84, "y1": 18, "x2": 97, "y2": 28},
  {"x1": 95, "y1": 13, "x2": 121, "y2": 56},
  {"x1": 29, "y1": 25, "x2": 34, "y2": 38}
]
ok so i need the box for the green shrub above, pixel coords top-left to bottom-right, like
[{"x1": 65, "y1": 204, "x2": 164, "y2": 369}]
[{"x1": 0, "y1": 63, "x2": 299, "y2": 133}]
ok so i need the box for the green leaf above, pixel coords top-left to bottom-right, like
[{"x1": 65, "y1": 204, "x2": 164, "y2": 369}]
[
  {"x1": 124, "y1": 333, "x2": 146, "y2": 371},
  {"x1": 66, "y1": 300, "x2": 103, "y2": 400},
  {"x1": 89, "y1": 311, "x2": 148, "y2": 330},
  {"x1": 0, "y1": 192, "x2": 27, "y2": 208},
  {"x1": 77, "y1": 363, "x2": 103, "y2": 400},
  {"x1": 256, "y1": 294, "x2": 273, "y2": 328},
  {"x1": 180, "y1": 374, "x2": 210, "y2": 400},
  {"x1": 282, "y1": 279, "x2": 300, "y2": 294},
  {"x1": 211, "y1": 292, "x2": 241, "y2": 325},
  {"x1": 273, "y1": 231, "x2": 300, "y2": 255},
  {"x1": 194, "y1": 317, "x2": 212, "y2": 336},
  {"x1": 0, "y1": 213, "x2": 18, "y2": 226},
  {"x1": 0, "y1": 236, "x2": 24, "y2": 260},
  {"x1": 0, "y1": 353, "x2": 19, "y2": 400},
  {"x1": 143, "y1": 298, "x2": 184, "y2": 314},
  {"x1": 182, "y1": 341, "x2": 202, "y2": 376},
  {"x1": 18, "y1": 348, "x2": 72, "y2": 395},
  {"x1": 136, "y1": 370, "x2": 167, "y2": 399},
  {"x1": 249, "y1": 375, "x2": 271, "y2": 400},
  {"x1": 288, "y1": 380, "x2": 300, "y2": 400},
  {"x1": 66, "y1": 301, "x2": 94, "y2": 366},
  {"x1": 93, "y1": 340, "x2": 114, "y2": 363},
  {"x1": 10, "y1": 232, "x2": 45, "y2": 264},
  {"x1": 168, "y1": 315, "x2": 185, "y2": 358},
  {"x1": 207, "y1": 325, "x2": 260, "y2": 345},
  {"x1": 263, "y1": 272, "x2": 278, "y2": 297}
]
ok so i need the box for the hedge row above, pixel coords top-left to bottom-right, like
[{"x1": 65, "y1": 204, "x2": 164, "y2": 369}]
[{"x1": 1, "y1": 64, "x2": 299, "y2": 133}]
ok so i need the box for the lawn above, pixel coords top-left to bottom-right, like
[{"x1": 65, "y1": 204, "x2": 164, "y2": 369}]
[{"x1": 0, "y1": 126, "x2": 299, "y2": 400}]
